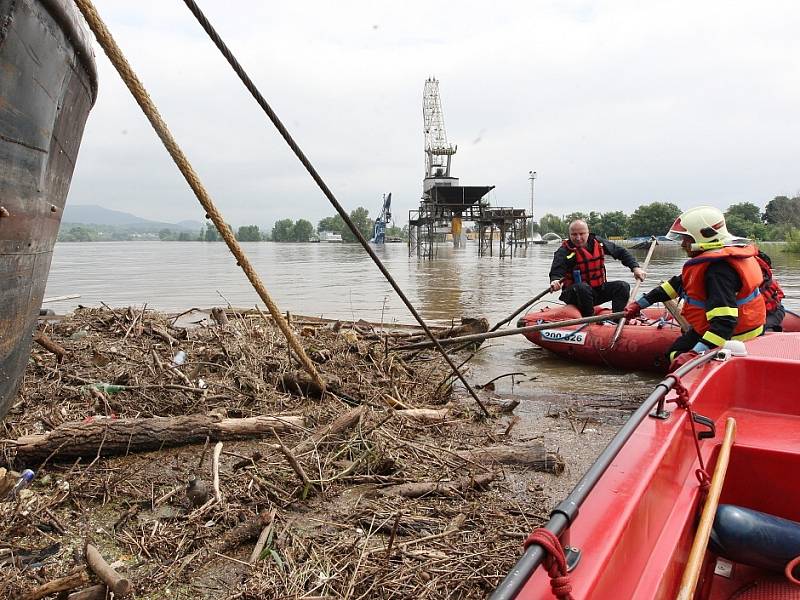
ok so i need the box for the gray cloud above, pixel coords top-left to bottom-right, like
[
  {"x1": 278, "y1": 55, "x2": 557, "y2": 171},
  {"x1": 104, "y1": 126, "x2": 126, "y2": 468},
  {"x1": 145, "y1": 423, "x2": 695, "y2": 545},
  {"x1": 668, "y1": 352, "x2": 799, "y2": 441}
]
[{"x1": 69, "y1": 0, "x2": 800, "y2": 228}]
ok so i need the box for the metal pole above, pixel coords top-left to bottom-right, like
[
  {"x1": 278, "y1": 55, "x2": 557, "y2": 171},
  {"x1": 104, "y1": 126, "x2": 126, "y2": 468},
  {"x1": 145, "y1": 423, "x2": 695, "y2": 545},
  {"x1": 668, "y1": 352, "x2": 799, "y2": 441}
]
[{"x1": 529, "y1": 170, "x2": 537, "y2": 233}]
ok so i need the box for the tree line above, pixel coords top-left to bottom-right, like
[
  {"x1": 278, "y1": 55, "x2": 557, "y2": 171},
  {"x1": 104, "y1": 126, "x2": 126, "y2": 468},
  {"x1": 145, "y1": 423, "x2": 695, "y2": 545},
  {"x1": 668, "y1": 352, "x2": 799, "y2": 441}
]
[{"x1": 535, "y1": 195, "x2": 800, "y2": 241}]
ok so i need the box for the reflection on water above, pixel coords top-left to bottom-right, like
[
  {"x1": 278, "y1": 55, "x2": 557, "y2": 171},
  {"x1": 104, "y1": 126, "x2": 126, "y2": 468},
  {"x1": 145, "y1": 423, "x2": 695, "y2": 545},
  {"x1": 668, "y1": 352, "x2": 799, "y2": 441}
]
[{"x1": 45, "y1": 241, "x2": 800, "y2": 399}]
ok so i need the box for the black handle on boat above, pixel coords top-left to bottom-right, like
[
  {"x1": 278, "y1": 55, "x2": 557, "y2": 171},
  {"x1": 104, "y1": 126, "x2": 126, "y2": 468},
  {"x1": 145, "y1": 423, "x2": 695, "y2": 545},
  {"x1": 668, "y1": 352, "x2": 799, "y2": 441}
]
[
  {"x1": 489, "y1": 285, "x2": 556, "y2": 332},
  {"x1": 393, "y1": 312, "x2": 625, "y2": 351},
  {"x1": 490, "y1": 349, "x2": 724, "y2": 599}
]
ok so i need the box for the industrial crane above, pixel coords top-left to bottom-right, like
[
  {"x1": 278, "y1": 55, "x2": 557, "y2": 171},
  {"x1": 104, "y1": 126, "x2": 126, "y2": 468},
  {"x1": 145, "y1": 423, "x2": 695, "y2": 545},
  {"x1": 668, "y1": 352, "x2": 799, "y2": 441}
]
[
  {"x1": 371, "y1": 193, "x2": 392, "y2": 244},
  {"x1": 423, "y1": 78, "x2": 457, "y2": 180}
]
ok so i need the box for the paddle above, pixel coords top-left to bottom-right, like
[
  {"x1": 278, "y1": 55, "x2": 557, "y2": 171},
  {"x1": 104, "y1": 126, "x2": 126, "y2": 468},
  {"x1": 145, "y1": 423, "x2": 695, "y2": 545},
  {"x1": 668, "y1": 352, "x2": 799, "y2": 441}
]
[
  {"x1": 608, "y1": 236, "x2": 658, "y2": 348},
  {"x1": 676, "y1": 417, "x2": 736, "y2": 600},
  {"x1": 489, "y1": 285, "x2": 555, "y2": 332},
  {"x1": 664, "y1": 298, "x2": 690, "y2": 332},
  {"x1": 393, "y1": 311, "x2": 624, "y2": 351}
]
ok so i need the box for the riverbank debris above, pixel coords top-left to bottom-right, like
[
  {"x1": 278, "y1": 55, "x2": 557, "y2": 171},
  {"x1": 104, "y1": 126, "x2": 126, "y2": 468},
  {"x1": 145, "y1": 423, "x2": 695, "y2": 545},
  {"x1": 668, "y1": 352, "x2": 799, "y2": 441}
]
[{"x1": 0, "y1": 306, "x2": 562, "y2": 598}]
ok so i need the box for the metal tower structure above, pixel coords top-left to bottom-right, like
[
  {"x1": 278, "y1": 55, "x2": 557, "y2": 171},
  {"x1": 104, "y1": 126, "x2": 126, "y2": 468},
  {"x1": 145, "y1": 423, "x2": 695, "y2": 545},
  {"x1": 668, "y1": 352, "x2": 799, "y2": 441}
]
[
  {"x1": 423, "y1": 78, "x2": 457, "y2": 179},
  {"x1": 371, "y1": 193, "x2": 392, "y2": 244}
]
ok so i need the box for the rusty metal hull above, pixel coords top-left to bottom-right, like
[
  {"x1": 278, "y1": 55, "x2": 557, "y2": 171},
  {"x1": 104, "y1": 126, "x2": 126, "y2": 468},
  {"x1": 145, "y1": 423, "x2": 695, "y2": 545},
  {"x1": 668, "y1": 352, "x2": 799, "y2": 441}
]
[{"x1": 0, "y1": 0, "x2": 97, "y2": 419}]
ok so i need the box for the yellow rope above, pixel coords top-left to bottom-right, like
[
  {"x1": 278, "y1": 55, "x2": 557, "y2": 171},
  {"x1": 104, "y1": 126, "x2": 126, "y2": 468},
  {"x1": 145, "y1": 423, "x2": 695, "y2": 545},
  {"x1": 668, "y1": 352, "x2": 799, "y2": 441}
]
[{"x1": 74, "y1": 0, "x2": 325, "y2": 393}]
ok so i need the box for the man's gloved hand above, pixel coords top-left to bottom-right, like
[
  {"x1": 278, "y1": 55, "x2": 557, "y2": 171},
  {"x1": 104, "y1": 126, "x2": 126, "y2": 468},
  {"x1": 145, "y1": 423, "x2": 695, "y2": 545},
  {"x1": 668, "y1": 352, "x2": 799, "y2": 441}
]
[
  {"x1": 668, "y1": 351, "x2": 699, "y2": 372},
  {"x1": 623, "y1": 301, "x2": 643, "y2": 319}
]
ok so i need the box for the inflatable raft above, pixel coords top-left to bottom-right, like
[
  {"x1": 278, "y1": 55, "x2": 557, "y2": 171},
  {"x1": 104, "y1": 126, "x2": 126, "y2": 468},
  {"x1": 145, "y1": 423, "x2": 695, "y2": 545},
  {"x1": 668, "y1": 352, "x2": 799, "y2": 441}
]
[
  {"x1": 494, "y1": 333, "x2": 800, "y2": 599},
  {"x1": 518, "y1": 304, "x2": 800, "y2": 373}
]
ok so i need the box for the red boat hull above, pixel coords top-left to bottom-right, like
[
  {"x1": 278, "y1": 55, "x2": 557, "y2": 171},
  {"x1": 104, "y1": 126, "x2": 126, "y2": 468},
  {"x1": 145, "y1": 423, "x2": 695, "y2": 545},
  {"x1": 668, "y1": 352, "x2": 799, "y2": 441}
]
[
  {"x1": 519, "y1": 305, "x2": 800, "y2": 373},
  {"x1": 504, "y1": 333, "x2": 800, "y2": 599}
]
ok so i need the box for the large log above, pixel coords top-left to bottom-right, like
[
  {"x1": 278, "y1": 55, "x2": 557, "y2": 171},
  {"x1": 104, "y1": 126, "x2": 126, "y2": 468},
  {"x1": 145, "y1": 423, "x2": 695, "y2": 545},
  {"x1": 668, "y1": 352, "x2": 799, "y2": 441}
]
[
  {"x1": 11, "y1": 414, "x2": 305, "y2": 463},
  {"x1": 379, "y1": 473, "x2": 495, "y2": 498},
  {"x1": 456, "y1": 443, "x2": 564, "y2": 474},
  {"x1": 19, "y1": 568, "x2": 89, "y2": 600},
  {"x1": 292, "y1": 405, "x2": 365, "y2": 455}
]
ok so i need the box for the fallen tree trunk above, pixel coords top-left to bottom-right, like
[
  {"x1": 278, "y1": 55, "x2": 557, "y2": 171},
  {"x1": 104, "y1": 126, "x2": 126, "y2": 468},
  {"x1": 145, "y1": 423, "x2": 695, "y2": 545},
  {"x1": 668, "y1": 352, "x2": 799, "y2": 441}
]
[
  {"x1": 395, "y1": 407, "x2": 452, "y2": 423},
  {"x1": 456, "y1": 443, "x2": 564, "y2": 474},
  {"x1": 215, "y1": 510, "x2": 273, "y2": 553},
  {"x1": 292, "y1": 405, "x2": 365, "y2": 455},
  {"x1": 379, "y1": 472, "x2": 495, "y2": 498},
  {"x1": 20, "y1": 567, "x2": 89, "y2": 600},
  {"x1": 12, "y1": 413, "x2": 305, "y2": 463}
]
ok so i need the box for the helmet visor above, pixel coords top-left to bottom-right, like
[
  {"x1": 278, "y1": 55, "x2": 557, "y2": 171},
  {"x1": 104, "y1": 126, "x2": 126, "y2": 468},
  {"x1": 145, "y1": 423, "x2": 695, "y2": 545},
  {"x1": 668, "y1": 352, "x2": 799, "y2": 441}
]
[{"x1": 666, "y1": 231, "x2": 691, "y2": 243}]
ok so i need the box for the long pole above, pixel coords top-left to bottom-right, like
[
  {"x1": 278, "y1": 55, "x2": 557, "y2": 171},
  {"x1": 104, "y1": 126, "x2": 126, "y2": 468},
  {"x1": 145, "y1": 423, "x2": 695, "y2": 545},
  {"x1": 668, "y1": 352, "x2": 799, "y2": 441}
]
[
  {"x1": 676, "y1": 417, "x2": 736, "y2": 600},
  {"x1": 608, "y1": 236, "x2": 657, "y2": 348},
  {"x1": 394, "y1": 312, "x2": 624, "y2": 351},
  {"x1": 489, "y1": 284, "x2": 556, "y2": 332},
  {"x1": 529, "y1": 171, "x2": 537, "y2": 233}
]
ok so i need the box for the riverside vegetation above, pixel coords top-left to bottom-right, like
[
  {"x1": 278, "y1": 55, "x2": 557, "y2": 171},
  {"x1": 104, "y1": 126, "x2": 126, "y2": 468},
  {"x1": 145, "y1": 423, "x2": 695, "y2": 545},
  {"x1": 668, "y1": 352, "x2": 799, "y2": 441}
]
[{"x1": 57, "y1": 196, "x2": 800, "y2": 251}]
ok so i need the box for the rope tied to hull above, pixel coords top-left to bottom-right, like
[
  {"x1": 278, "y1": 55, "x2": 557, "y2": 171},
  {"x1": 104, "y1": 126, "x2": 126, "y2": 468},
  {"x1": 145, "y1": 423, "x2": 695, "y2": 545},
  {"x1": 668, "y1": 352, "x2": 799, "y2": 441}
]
[
  {"x1": 522, "y1": 529, "x2": 575, "y2": 600},
  {"x1": 670, "y1": 375, "x2": 711, "y2": 492}
]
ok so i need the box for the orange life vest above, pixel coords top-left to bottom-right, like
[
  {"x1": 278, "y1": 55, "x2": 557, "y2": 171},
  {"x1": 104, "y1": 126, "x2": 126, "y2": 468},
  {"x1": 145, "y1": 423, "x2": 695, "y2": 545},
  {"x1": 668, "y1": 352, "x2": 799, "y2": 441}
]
[
  {"x1": 755, "y1": 254, "x2": 785, "y2": 314},
  {"x1": 681, "y1": 245, "x2": 765, "y2": 340},
  {"x1": 562, "y1": 237, "x2": 607, "y2": 289}
]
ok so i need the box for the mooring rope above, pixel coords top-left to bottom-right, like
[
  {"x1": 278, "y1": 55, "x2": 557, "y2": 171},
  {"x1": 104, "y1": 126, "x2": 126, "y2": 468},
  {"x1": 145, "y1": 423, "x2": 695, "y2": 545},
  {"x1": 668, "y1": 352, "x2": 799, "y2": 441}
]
[
  {"x1": 178, "y1": 0, "x2": 488, "y2": 416},
  {"x1": 73, "y1": 0, "x2": 326, "y2": 394}
]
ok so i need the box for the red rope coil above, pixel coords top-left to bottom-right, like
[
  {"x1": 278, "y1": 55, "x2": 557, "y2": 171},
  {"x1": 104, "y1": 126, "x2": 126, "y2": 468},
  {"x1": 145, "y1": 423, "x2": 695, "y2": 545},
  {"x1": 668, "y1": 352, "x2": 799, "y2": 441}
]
[{"x1": 523, "y1": 528, "x2": 575, "y2": 599}]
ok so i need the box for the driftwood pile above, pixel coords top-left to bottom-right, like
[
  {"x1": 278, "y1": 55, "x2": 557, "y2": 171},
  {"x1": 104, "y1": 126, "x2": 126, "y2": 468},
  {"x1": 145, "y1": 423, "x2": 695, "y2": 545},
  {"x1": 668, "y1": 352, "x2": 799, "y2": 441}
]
[{"x1": 0, "y1": 307, "x2": 563, "y2": 599}]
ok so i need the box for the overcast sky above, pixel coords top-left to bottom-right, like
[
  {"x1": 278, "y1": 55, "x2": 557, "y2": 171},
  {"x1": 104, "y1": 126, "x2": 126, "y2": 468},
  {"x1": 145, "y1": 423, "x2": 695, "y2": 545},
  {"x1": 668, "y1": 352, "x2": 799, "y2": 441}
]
[{"x1": 69, "y1": 0, "x2": 800, "y2": 229}]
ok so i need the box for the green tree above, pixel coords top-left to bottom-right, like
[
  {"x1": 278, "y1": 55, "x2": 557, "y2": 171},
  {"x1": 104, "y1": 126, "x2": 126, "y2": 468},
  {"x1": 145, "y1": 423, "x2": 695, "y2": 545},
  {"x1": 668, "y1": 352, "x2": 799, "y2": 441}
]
[
  {"x1": 627, "y1": 202, "x2": 682, "y2": 237},
  {"x1": 342, "y1": 207, "x2": 371, "y2": 242},
  {"x1": 725, "y1": 202, "x2": 761, "y2": 224},
  {"x1": 203, "y1": 222, "x2": 220, "y2": 242},
  {"x1": 271, "y1": 219, "x2": 295, "y2": 242},
  {"x1": 539, "y1": 213, "x2": 566, "y2": 237},
  {"x1": 177, "y1": 232, "x2": 193, "y2": 241},
  {"x1": 158, "y1": 228, "x2": 174, "y2": 241},
  {"x1": 318, "y1": 214, "x2": 346, "y2": 233},
  {"x1": 597, "y1": 211, "x2": 629, "y2": 238},
  {"x1": 293, "y1": 219, "x2": 314, "y2": 242},
  {"x1": 563, "y1": 212, "x2": 589, "y2": 226},
  {"x1": 237, "y1": 225, "x2": 262, "y2": 241},
  {"x1": 66, "y1": 226, "x2": 96, "y2": 242},
  {"x1": 386, "y1": 224, "x2": 407, "y2": 240},
  {"x1": 763, "y1": 196, "x2": 800, "y2": 227},
  {"x1": 587, "y1": 211, "x2": 603, "y2": 233}
]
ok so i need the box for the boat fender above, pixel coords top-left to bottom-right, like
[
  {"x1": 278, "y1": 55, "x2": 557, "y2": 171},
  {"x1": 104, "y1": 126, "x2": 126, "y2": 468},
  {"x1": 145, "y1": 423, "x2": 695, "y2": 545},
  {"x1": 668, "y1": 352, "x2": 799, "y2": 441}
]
[{"x1": 710, "y1": 504, "x2": 800, "y2": 575}]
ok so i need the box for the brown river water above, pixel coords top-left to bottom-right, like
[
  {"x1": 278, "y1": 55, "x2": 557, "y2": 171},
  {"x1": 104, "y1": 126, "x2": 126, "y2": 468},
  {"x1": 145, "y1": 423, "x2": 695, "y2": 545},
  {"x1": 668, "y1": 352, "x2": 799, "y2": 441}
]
[{"x1": 43, "y1": 240, "x2": 800, "y2": 494}]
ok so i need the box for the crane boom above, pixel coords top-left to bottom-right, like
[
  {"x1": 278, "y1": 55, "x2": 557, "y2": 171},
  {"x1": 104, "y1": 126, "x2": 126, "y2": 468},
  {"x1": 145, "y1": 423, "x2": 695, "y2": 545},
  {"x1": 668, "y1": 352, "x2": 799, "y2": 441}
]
[{"x1": 423, "y1": 78, "x2": 457, "y2": 179}]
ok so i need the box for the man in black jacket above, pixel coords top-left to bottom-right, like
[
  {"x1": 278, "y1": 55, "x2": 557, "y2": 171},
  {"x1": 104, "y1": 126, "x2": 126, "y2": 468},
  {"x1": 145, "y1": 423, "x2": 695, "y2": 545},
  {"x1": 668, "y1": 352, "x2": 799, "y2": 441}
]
[{"x1": 549, "y1": 220, "x2": 646, "y2": 317}]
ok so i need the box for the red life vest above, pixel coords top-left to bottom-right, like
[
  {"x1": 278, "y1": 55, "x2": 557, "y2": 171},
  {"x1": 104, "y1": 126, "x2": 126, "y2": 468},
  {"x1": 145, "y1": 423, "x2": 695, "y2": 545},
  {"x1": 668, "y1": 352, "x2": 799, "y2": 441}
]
[
  {"x1": 681, "y1": 245, "x2": 765, "y2": 341},
  {"x1": 755, "y1": 255, "x2": 785, "y2": 314},
  {"x1": 561, "y1": 237, "x2": 607, "y2": 289}
]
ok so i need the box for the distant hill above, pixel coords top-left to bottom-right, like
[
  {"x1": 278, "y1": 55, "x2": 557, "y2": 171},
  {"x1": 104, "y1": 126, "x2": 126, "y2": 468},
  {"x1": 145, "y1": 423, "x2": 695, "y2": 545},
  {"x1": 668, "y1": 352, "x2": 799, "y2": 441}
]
[{"x1": 62, "y1": 205, "x2": 203, "y2": 232}]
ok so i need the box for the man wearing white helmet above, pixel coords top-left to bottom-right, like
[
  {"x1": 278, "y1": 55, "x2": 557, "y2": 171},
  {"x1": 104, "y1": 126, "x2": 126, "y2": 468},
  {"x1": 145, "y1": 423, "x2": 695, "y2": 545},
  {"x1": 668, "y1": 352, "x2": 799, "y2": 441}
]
[{"x1": 623, "y1": 206, "x2": 766, "y2": 372}]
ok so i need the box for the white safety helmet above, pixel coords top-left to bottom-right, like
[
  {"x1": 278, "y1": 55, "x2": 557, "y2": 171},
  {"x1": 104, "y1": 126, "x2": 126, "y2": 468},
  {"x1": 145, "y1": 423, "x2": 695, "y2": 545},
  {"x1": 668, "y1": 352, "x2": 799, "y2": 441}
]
[{"x1": 666, "y1": 206, "x2": 733, "y2": 251}]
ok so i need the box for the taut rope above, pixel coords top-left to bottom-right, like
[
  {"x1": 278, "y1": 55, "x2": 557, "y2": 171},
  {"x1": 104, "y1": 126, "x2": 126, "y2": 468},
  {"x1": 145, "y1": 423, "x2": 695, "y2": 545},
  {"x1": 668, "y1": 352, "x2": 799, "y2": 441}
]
[
  {"x1": 178, "y1": 0, "x2": 488, "y2": 416},
  {"x1": 73, "y1": 0, "x2": 326, "y2": 394}
]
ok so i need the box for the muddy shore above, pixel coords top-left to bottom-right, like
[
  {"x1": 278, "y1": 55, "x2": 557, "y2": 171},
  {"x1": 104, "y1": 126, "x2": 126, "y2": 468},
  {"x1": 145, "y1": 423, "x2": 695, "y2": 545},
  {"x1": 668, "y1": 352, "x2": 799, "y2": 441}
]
[{"x1": 0, "y1": 306, "x2": 640, "y2": 599}]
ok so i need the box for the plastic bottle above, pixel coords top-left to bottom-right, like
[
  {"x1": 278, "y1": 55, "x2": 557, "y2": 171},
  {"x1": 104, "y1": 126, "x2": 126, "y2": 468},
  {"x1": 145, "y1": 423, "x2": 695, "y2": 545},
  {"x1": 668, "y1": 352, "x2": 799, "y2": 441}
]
[
  {"x1": 172, "y1": 351, "x2": 187, "y2": 366},
  {"x1": 7, "y1": 469, "x2": 34, "y2": 499},
  {"x1": 87, "y1": 382, "x2": 126, "y2": 395}
]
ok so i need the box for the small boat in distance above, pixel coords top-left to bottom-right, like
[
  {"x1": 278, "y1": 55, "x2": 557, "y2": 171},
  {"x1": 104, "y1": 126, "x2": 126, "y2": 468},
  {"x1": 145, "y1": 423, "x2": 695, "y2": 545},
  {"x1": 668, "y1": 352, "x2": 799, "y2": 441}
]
[
  {"x1": 0, "y1": 0, "x2": 97, "y2": 420},
  {"x1": 319, "y1": 231, "x2": 343, "y2": 242}
]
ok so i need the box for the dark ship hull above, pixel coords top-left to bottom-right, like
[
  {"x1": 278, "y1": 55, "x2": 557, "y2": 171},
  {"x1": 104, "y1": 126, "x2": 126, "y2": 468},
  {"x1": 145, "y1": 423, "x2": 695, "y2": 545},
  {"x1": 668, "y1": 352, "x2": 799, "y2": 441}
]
[{"x1": 0, "y1": 0, "x2": 97, "y2": 419}]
